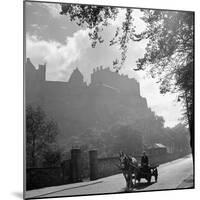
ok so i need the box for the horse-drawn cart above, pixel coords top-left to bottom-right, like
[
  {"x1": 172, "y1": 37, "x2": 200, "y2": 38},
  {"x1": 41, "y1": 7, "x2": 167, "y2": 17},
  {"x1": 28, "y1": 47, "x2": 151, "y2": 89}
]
[
  {"x1": 134, "y1": 165, "x2": 158, "y2": 183},
  {"x1": 119, "y1": 152, "x2": 159, "y2": 189}
]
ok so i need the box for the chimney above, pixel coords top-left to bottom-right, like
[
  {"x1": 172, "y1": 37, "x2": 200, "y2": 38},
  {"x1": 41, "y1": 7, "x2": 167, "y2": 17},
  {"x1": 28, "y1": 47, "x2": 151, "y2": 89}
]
[{"x1": 38, "y1": 64, "x2": 46, "y2": 81}]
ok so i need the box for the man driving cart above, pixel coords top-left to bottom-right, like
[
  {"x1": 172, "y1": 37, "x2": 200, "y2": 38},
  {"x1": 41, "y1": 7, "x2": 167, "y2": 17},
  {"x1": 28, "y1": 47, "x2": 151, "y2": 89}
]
[
  {"x1": 140, "y1": 151, "x2": 158, "y2": 182},
  {"x1": 141, "y1": 151, "x2": 149, "y2": 172}
]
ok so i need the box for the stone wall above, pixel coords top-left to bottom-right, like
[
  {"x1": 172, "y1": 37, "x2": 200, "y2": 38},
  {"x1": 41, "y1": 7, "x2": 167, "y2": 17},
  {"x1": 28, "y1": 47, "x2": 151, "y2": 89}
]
[
  {"x1": 26, "y1": 166, "x2": 68, "y2": 190},
  {"x1": 27, "y1": 149, "x2": 88, "y2": 190},
  {"x1": 96, "y1": 152, "x2": 188, "y2": 179},
  {"x1": 148, "y1": 152, "x2": 187, "y2": 166},
  {"x1": 26, "y1": 149, "x2": 188, "y2": 190},
  {"x1": 97, "y1": 157, "x2": 120, "y2": 178}
]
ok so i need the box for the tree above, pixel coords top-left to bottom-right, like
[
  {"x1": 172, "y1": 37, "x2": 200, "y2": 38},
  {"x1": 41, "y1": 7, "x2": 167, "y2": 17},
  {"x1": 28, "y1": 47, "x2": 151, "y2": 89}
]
[
  {"x1": 163, "y1": 124, "x2": 190, "y2": 155},
  {"x1": 135, "y1": 10, "x2": 194, "y2": 158},
  {"x1": 42, "y1": 146, "x2": 62, "y2": 167},
  {"x1": 60, "y1": 4, "x2": 142, "y2": 70},
  {"x1": 26, "y1": 105, "x2": 59, "y2": 167},
  {"x1": 112, "y1": 125, "x2": 143, "y2": 155},
  {"x1": 171, "y1": 124, "x2": 191, "y2": 154},
  {"x1": 60, "y1": 5, "x2": 194, "y2": 158}
]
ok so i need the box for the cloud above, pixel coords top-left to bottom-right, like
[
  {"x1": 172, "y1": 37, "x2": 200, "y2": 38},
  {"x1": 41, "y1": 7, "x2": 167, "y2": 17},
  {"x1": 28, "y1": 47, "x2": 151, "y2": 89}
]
[
  {"x1": 26, "y1": 29, "x2": 91, "y2": 81},
  {"x1": 31, "y1": 24, "x2": 41, "y2": 29},
  {"x1": 26, "y1": 14, "x2": 182, "y2": 127},
  {"x1": 139, "y1": 76, "x2": 183, "y2": 127},
  {"x1": 40, "y1": 3, "x2": 62, "y2": 18}
]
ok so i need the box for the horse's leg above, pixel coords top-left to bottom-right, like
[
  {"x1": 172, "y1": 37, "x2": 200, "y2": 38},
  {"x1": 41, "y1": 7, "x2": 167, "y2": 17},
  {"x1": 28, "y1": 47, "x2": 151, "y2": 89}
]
[
  {"x1": 133, "y1": 170, "x2": 137, "y2": 188},
  {"x1": 125, "y1": 172, "x2": 129, "y2": 189},
  {"x1": 128, "y1": 174, "x2": 130, "y2": 189},
  {"x1": 131, "y1": 173, "x2": 134, "y2": 188},
  {"x1": 128, "y1": 171, "x2": 133, "y2": 189},
  {"x1": 131, "y1": 177, "x2": 134, "y2": 188},
  {"x1": 134, "y1": 174, "x2": 136, "y2": 186},
  {"x1": 135, "y1": 171, "x2": 137, "y2": 185},
  {"x1": 126, "y1": 173, "x2": 130, "y2": 188},
  {"x1": 125, "y1": 174, "x2": 129, "y2": 188},
  {"x1": 123, "y1": 172, "x2": 127, "y2": 187},
  {"x1": 123, "y1": 172, "x2": 128, "y2": 188}
]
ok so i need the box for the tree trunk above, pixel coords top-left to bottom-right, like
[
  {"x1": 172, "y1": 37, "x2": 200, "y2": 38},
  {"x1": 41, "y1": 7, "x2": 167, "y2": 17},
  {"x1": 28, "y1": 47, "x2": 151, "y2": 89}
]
[
  {"x1": 189, "y1": 118, "x2": 194, "y2": 163},
  {"x1": 185, "y1": 92, "x2": 194, "y2": 162},
  {"x1": 31, "y1": 134, "x2": 36, "y2": 167}
]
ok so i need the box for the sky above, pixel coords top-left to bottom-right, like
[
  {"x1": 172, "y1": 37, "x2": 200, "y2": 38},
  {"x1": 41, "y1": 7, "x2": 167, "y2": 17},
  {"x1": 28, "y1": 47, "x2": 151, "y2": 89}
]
[{"x1": 25, "y1": 1, "x2": 183, "y2": 127}]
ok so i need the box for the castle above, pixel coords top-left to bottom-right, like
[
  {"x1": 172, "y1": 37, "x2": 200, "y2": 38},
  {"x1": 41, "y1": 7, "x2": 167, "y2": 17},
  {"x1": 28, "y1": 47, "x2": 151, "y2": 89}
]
[{"x1": 25, "y1": 58, "x2": 157, "y2": 145}]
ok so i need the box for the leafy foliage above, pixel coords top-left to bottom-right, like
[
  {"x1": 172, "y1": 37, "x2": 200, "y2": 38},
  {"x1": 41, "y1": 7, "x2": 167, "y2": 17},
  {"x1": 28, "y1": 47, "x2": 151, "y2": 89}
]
[
  {"x1": 136, "y1": 10, "x2": 194, "y2": 94},
  {"x1": 163, "y1": 124, "x2": 191, "y2": 154},
  {"x1": 60, "y1": 4, "x2": 143, "y2": 70},
  {"x1": 135, "y1": 10, "x2": 194, "y2": 157},
  {"x1": 26, "y1": 105, "x2": 60, "y2": 167},
  {"x1": 42, "y1": 146, "x2": 62, "y2": 167},
  {"x1": 59, "y1": 5, "x2": 194, "y2": 156},
  {"x1": 60, "y1": 4, "x2": 118, "y2": 47}
]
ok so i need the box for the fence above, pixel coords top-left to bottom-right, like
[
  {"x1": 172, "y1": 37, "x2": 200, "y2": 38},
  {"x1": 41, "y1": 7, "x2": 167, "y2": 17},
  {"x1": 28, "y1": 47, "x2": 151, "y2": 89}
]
[{"x1": 27, "y1": 166, "x2": 67, "y2": 190}]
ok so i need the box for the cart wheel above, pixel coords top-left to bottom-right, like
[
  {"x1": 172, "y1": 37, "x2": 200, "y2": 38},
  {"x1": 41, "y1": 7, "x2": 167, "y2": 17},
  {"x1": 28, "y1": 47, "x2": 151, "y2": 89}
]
[
  {"x1": 154, "y1": 169, "x2": 158, "y2": 182},
  {"x1": 155, "y1": 175, "x2": 158, "y2": 182},
  {"x1": 147, "y1": 175, "x2": 151, "y2": 183}
]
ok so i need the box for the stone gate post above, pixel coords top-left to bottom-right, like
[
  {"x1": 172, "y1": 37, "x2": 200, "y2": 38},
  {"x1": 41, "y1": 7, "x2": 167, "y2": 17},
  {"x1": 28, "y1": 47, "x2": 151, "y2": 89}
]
[
  {"x1": 71, "y1": 148, "x2": 82, "y2": 183},
  {"x1": 89, "y1": 149, "x2": 98, "y2": 180}
]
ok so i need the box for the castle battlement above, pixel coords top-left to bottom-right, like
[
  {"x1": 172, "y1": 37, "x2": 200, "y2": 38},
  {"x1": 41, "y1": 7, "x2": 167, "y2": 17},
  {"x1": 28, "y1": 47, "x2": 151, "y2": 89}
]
[
  {"x1": 25, "y1": 58, "x2": 154, "y2": 140},
  {"x1": 90, "y1": 66, "x2": 140, "y2": 95},
  {"x1": 26, "y1": 58, "x2": 140, "y2": 96}
]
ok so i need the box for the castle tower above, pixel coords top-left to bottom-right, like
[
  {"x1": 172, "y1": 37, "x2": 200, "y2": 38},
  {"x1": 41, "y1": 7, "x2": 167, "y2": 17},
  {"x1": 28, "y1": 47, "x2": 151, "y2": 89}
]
[
  {"x1": 25, "y1": 58, "x2": 44, "y2": 105},
  {"x1": 68, "y1": 68, "x2": 86, "y2": 87}
]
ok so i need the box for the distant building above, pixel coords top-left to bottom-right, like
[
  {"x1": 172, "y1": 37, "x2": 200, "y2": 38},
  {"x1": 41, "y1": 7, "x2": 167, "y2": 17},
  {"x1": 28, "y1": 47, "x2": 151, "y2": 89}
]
[
  {"x1": 146, "y1": 143, "x2": 167, "y2": 155},
  {"x1": 25, "y1": 58, "x2": 159, "y2": 146}
]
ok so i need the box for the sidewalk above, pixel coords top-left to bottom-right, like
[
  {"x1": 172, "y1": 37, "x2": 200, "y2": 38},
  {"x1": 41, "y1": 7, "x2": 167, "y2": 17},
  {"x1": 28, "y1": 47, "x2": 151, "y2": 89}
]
[
  {"x1": 25, "y1": 173, "x2": 125, "y2": 199},
  {"x1": 25, "y1": 179, "x2": 104, "y2": 199}
]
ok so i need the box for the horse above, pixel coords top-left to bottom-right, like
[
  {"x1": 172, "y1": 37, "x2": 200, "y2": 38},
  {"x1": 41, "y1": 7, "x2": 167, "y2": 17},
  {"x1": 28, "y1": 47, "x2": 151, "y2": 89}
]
[{"x1": 119, "y1": 151, "x2": 139, "y2": 189}]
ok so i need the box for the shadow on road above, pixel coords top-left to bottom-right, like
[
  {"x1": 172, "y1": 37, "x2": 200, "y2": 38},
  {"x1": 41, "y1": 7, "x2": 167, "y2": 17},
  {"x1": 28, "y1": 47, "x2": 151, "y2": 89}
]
[
  {"x1": 121, "y1": 181, "x2": 156, "y2": 192},
  {"x1": 134, "y1": 181, "x2": 155, "y2": 189}
]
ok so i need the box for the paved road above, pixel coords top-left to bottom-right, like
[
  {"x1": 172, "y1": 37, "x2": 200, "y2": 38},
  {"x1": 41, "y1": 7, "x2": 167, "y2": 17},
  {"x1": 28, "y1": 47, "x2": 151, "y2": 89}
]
[{"x1": 26, "y1": 155, "x2": 193, "y2": 199}]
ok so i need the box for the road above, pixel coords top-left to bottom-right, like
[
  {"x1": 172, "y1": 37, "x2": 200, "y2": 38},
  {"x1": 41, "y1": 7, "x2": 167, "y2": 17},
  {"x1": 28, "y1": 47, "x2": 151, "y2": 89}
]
[{"x1": 26, "y1": 155, "x2": 193, "y2": 199}]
